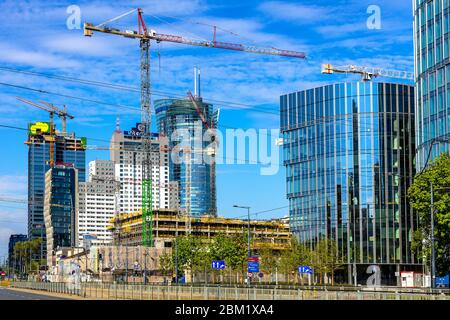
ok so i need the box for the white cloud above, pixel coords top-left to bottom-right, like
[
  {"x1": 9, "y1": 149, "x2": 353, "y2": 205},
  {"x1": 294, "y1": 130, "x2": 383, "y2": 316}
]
[
  {"x1": 0, "y1": 42, "x2": 82, "y2": 69},
  {"x1": 258, "y1": 2, "x2": 334, "y2": 24},
  {"x1": 0, "y1": 175, "x2": 27, "y2": 197},
  {"x1": 41, "y1": 33, "x2": 133, "y2": 57}
]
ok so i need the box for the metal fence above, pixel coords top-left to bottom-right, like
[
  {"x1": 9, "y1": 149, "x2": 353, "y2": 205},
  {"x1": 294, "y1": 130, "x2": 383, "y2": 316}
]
[
  {"x1": 12, "y1": 281, "x2": 81, "y2": 296},
  {"x1": 10, "y1": 281, "x2": 450, "y2": 300}
]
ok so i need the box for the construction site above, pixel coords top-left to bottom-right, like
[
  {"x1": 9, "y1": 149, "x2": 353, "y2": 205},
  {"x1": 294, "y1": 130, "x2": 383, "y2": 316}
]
[{"x1": 109, "y1": 209, "x2": 291, "y2": 251}]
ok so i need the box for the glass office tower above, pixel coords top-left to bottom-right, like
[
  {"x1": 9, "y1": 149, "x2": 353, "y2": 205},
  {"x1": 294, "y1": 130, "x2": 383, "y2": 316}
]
[
  {"x1": 26, "y1": 122, "x2": 86, "y2": 258},
  {"x1": 281, "y1": 82, "x2": 419, "y2": 284},
  {"x1": 155, "y1": 97, "x2": 218, "y2": 216},
  {"x1": 43, "y1": 164, "x2": 78, "y2": 266},
  {"x1": 413, "y1": 0, "x2": 450, "y2": 171}
]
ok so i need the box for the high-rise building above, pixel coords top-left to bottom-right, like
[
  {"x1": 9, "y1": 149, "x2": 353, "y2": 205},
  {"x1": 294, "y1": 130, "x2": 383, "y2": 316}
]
[
  {"x1": 26, "y1": 122, "x2": 86, "y2": 256},
  {"x1": 78, "y1": 160, "x2": 118, "y2": 246},
  {"x1": 413, "y1": 0, "x2": 450, "y2": 170},
  {"x1": 155, "y1": 94, "x2": 218, "y2": 216},
  {"x1": 281, "y1": 82, "x2": 419, "y2": 285},
  {"x1": 8, "y1": 234, "x2": 27, "y2": 270},
  {"x1": 110, "y1": 121, "x2": 174, "y2": 213},
  {"x1": 43, "y1": 164, "x2": 78, "y2": 266}
]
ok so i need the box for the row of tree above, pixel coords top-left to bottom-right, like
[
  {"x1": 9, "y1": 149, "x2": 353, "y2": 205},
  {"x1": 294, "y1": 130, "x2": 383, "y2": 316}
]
[
  {"x1": 11, "y1": 238, "x2": 44, "y2": 275},
  {"x1": 159, "y1": 233, "x2": 343, "y2": 284}
]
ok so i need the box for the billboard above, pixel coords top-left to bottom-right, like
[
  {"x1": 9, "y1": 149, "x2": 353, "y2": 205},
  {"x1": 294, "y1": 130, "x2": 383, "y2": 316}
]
[
  {"x1": 124, "y1": 123, "x2": 159, "y2": 138},
  {"x1": 80, "y1": 137, "x2": 87, "y2": 150},
  {"x1": 28, "y1": 122, "x2": 51, "y2": 135},
  {"x1": 124, "y1": 123, "x2": 146, "y2": 137}
]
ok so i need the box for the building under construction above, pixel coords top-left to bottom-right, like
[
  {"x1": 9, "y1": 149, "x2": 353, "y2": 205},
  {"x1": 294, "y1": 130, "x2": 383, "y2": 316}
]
[
  {"x1": 109, "y1": 209, "x2": 291, "y2": 251},
  {"x1": 155, "y1": 68, "x2": 219, "y2": 217}
]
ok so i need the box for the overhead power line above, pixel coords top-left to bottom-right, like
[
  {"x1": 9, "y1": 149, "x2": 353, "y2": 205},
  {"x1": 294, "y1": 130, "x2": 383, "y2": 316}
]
[
  {"x1": 0, "y1": 123, "x2": 285, "y2": 167},
  {"x1": 0, "y1": 67, "x2": 280, "y2": 115},
  {"x1": 0, "y1": 82, "x2": 140, "y2": 112}
]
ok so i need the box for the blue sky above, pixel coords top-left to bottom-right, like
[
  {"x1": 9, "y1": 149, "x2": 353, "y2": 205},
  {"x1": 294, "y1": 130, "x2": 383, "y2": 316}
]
[{"x1": 0, "y1": 0, "x2": 414, "y2": 258}]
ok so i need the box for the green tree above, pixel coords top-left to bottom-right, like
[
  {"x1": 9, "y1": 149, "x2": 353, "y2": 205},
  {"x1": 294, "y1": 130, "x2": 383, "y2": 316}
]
[
  {"x1": 310, "y1": 238, "x2": 342, "y2": 285},
  {"x1": 259, "y1": 248, "x2": 280, "y2": 276},
  {"x1": 408, "y1": 153, "x2": 450, "y2": 275},
  {"x1": 174, "y1": 234, "x2": 209, "y2": 281},
  {"x1": 279, "y1": 237, "x2": 311, "y2": 284},
  {"x1": 210, "y1": 233, "x2": 247, "y2": 282},
  {"x1": 159, "y1": 251, "x2": 173, "y2": 282},
  {"x1": 13, "y1": 239, "x2": 42, "y2": 274}
]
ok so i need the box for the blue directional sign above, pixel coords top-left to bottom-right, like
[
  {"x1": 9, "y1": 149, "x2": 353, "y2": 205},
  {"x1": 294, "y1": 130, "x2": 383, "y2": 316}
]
[
  {"x1": 436, "y1": 275, "x2": 449, "y2": 287},
  {"x1": 298, "y1": 265, "x2": 313, "y2": 274},
  {"x1": 248, "y1": 261, "x2": 260, "y2": 273},
  {"x1": 212, "y1": 260, "x2": 226, "y2": 270}
]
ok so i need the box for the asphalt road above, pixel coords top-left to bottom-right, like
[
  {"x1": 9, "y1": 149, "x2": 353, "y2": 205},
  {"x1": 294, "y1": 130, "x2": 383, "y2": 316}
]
[{"x1": 0, "y1": 287, "x2": 70, "y2": 300}]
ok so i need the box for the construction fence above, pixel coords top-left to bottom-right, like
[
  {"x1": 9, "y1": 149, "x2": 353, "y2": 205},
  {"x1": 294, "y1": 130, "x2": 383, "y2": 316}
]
[{"x1": 10, "y1": 281, "x2": 450, "y2": 300}]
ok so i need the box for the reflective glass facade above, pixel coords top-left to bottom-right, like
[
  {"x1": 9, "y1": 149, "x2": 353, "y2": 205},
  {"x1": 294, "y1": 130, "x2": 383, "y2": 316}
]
[
  {"x1": 27, "y1": 130, "x2": 86, "y2": 257},
  {"x1": 155, "y1": 98, "x2": 217, "y2": 216},
  {"x1": 8, "y1": 234, "x2": 27, "y2": 269},
  {"x1": 44, "y1": 165, "x2": 78, "y2": 265},
  {"x1": 28, "y1": 135, "x2": 51, "y2": 240},
  {"x1": 414, "y1": 0, "x2": 450, "y2": 170},
  {"x1": 281, "y1": 82, "x2": 418, "y2": 274}
]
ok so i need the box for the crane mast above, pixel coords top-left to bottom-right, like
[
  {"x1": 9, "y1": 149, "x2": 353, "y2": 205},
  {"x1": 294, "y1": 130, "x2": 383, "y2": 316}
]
[{"x1": 84, "y1": 7, "x2": 305, "y2": 247}]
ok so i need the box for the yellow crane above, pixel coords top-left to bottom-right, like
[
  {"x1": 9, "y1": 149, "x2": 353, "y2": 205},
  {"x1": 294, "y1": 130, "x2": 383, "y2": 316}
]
[
  {"x1": 17, "y1": 97, "x2": 74, "y2": 166},
  {"x1": 321, "y1": 63, "x2": 414, "y2": 82}
]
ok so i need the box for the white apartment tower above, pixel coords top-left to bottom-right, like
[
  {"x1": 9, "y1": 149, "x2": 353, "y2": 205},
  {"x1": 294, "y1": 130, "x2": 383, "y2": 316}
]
[
  {"x1": 110, "y1": 122, "x2": 176, "y2": 213},
  {"x1": 78, "y1": 160, "x2": 117, "y2": 246}
]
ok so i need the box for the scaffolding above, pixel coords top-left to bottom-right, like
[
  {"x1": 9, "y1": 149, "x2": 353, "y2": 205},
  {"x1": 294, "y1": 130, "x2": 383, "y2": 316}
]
[{"x1": 109, "y1": 209, "x2": 291, "y2": 251}]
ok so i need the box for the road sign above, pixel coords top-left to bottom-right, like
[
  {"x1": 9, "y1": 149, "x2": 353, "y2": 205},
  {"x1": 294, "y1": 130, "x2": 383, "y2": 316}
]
[
  {"x1": 248, "y1": 256, "x2": 259, "y2": 262},
  {"x1": 298, "y1": 265, "x2": 313, "y2": 274},
  {"x1": 258, "y1": 272, "x2": 264, "y2": 278},
  {"x1": 247, "y1": 272, "x2": 253, "y2": 278},
  {"x1": 436, "y1": 275, "x2": 449, "y2": 287},
  {"x1": 248, "y1": 261, "x2": 259, "y2": 273},
  {"x1": 212, "y1": 260, "x2": 226, "y2": 270}
]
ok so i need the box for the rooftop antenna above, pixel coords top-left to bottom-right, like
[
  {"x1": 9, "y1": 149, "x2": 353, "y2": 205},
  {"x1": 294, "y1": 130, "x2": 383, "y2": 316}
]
[
  {"x1": 198, "y1": 67, "x2": 201, "y2": 98},
  {"x1": 115, "y1": 115, "x2": 122, "y2": 133},
  {"x1": 194, "y1": 66, "x2": 198, "y2": 98}
]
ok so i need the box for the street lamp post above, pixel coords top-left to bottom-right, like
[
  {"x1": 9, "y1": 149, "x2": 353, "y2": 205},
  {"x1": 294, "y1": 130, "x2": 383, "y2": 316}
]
[
  {"x1": 430, "y1": 182, "x2": 435, "y2": 289},
  {"x1": 143, "y1": 249, "x2": 148, "y2": 285},
  {"x1": 233, "y1": 205, "x2": 251, "y2": 286}
]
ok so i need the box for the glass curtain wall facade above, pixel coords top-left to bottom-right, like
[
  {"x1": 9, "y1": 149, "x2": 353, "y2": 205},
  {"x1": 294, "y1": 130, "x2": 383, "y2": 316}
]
[
  {"x1": 8, "y1": 234, "x2": 27, "y2": 270},
  {"x1": 44, "y1": 165, "x2": 78, "y2": 266},
  {"x1": 155, "y1": 97, "x2": 217, "y2": 216},
  {"x1": 27, "y1": 127, "x2": 86, "y2": 258},
  {"x1": 281, "y1": 82, "x2": 418, "y2": 284},
  {"x1": 27, "y1": 133, "x2": 51, "y2": 241},
  {"x1": 414, "y1": 0, "x2": 450, "y2": 171}
]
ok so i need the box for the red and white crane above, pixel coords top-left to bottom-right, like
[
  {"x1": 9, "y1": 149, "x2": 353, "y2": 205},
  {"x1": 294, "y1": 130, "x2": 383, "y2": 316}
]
[{"x1": 84, "y1": 8, "x2": 306, "y2": 247}]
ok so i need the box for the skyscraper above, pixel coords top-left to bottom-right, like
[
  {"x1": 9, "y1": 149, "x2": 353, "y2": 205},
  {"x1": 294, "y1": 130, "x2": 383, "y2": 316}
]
[
  {"x1": 413, "y1": 0, "x2": 450, "y2": 170},
  {"x1": 26, "y1": 121, "x2": 86, "y2": 256},
  {"x1": 43, "y1": 164, "x2": 78, "y2": 267},
  {"x1": 155, "y1": 95, "x2": 218, "y2": 216},
  {"x1": 281, "y1": 82, "x2": 419, "y2": 285},
  {"x1": 109, "y1": 121, "x2": 174, "y2": 213},
  {"x1": 78, "y1": 160, "x2": 117, "y2": 246}
]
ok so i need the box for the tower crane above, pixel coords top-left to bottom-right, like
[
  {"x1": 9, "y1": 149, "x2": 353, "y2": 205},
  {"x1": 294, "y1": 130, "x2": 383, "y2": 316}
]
[
  {"x1": 17, "y1": 97, "x2": 74, "y2": 166},
  {"x1": 84, "y1": 8, "x2": 306, "y2": 247},
  {"x1": 321, "y1": 64, "x2": 414, "y2": 82}
]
